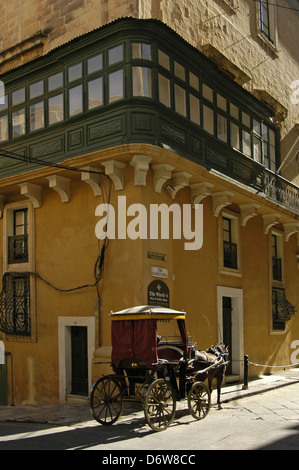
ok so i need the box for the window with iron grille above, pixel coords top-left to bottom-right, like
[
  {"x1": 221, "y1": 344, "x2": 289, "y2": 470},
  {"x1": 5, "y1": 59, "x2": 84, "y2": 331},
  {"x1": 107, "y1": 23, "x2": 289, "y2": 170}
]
[
  {"x1": 272, "y1": 287, "x2": 296, "y2": 331},
  {"x1": 0, "y1": 273, "x2": 31, "y2": 336}
]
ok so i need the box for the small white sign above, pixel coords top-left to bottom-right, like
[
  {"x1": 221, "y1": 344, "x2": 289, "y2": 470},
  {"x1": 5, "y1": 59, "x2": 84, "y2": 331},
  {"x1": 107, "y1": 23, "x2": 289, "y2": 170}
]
[{"x1": 151, "y1": 266, "x2": 168, "y2": 279}]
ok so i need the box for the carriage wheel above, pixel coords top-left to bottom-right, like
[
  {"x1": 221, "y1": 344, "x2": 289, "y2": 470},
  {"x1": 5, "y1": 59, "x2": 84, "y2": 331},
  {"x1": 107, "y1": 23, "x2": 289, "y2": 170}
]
[
  {"x1": 188, "y1": 381, "x2": 211, "y2": 420},
  {"x1": 90, "y1": 375, "x2": 124, "y2": 425},
  {"x1": 144, "y1": 379, "x2": 176, "y2": 432}
]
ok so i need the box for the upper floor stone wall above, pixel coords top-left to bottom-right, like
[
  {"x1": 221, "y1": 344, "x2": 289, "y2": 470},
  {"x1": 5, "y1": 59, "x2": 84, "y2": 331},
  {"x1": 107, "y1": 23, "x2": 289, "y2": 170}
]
[
  {"x1": 0, "y1": 0, "x2": 138, "y2": 61},
  {"x1": 0, "y1": 0, "x2": 298, "y2": 182},
  {"x1": 144, "y1": 0, "x2": 298, "y2": 181}
]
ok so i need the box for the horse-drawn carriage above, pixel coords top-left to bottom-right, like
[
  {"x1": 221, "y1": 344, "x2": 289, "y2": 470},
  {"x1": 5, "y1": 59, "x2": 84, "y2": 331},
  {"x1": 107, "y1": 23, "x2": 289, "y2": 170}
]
[{"x1": 90, "y1": 306, "x2": 228, "y2": 432}]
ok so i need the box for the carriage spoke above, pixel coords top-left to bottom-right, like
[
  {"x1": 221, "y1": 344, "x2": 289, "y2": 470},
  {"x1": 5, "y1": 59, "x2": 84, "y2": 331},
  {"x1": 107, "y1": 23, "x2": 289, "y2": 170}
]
[
  {"x1": 188, "y1": 381, "x2": 211, "y2": 420},
  {"x1": 144, "y1": 379, "x2": 176, "y2": 432},
  {"x1": 90, "y1": 376, "x2": 124, "y2": 425}
]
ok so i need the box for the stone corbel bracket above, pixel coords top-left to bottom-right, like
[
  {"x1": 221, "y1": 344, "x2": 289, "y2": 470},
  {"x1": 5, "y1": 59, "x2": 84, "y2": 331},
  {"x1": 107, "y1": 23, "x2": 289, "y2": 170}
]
[
  {"x1": 152, "y1": 163, "x2": 175, "y2": 193},
  {"x1": 190, "y1": 182, "x2": 214, "y2": 208},
  {"x1": 283, "y1": 222, "x2": 299, "y2": 242},
  {"x1": 171, "y1": 171, "x2": 192, "y2": 199},
  {"x1": 102, "y1": 160, "x2": 126, "y2": 190},
  {"x1": 47, "y1": 175, "x2": 71, "y2": 203},
  {"x1": 81, "y1": 166, "x2": 102, "y2": 197},
  {"x1": 0, "y1": 31, "x2": 47, "y2": 69},
  {"x1": 130, "y1": 155, "x2": 152, "y2": 186},
  {"x1": 239, "y1": 203, "x2": 260, "y2": 227},
  {"x1": 19, "y1": 182, "x2": 42, "y2": 208},
  {"x1": 262, "y1": 213, "x2": 281, "y2": 234},
  {"x1": 211, "y1": 191, "x2": 233, "y2": 217}
]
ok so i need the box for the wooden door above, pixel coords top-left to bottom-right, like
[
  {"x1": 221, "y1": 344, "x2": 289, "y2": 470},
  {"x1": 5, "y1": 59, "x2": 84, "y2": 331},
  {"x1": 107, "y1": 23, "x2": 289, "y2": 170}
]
[
  {"x1": 222, "y1": 297, "x2": 232, "y2": 375},
  {"x1": 71, "y1": 326, "x2": 88, "y2": 396}
]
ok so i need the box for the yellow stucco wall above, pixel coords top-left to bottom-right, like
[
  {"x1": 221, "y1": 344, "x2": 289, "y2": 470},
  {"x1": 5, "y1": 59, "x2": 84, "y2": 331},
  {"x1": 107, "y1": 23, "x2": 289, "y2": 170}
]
[{"x1": 0, "y1": 143, "x2": 298, "y2": 404}]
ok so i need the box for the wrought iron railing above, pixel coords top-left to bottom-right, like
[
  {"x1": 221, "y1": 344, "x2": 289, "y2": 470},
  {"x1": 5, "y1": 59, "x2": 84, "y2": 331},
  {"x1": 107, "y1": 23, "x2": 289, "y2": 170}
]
[
  {"x1": 209, "y1": 142, "x2": 299, "y2": 215},
  {"x1": 8, "y1": 235, "x2": 28, "y2": 264},
  {"x1": 264, "y1": 171, "x2": 299, "y2": 214}
]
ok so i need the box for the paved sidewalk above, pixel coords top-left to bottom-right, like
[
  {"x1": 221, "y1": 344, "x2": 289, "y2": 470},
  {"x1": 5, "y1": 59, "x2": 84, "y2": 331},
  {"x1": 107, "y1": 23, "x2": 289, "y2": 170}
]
[
  {"x1": 221, "y1": 367, "x2": 299, "y2": 404},
  {"x1": 0, "y1": 368, "x2": 299, "y2": 426}
]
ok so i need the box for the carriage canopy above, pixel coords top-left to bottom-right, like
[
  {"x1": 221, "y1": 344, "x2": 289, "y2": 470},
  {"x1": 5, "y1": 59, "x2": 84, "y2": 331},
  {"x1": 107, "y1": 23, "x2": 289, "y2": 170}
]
[{"x1": 110, "y1": 305, "x2": 188, "y2": 369}]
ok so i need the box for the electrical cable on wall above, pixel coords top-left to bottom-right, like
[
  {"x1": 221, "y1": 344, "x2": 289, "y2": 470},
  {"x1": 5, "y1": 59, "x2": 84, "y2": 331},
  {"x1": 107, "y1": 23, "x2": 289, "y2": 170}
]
[
  {"x1": 0, "y1": 148, "x2": 108, "y2": 177},
  {"x1": 0, "y1": 148, "x2": 113, "y2": 335}
]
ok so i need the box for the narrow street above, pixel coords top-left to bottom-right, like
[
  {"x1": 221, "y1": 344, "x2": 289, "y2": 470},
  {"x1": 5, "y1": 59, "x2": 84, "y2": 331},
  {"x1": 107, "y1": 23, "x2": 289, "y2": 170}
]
[{"x1": 0, "y1": 383, "x2": 298, "y2": 451}]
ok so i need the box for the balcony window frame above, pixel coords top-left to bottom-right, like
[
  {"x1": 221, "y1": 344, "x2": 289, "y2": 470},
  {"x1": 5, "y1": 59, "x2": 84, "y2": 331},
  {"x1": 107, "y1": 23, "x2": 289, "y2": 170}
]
[
  {"x1": 219, "y1": 213, "x2": 241, "y2": 276},
  {"x1": 132, "y1": 42, "x2": 152, "y2": 61},
  {"x1": 0, "y1": 93, "x2": 8, "y2": 141},
  {"x1": 131, "y1": 41, "x2": 153, "y2": 100},
  {"x1": 223, "y1": 216, "x2": 238, "y2": 270},
  {"x1": 271, "y1": 232, "x2": 283, "y2": 283},
  {"x1": 217, "y1": 113, "x2": 228, "y2": 143},
  {"x1": 3, "y1": 202, "x2": 34, "y2": 273},
  {"x1": 132, "y1": 66, "x2": 152, "y2": 98},
  {"x1": 7, "y1": 208, "x2": 29, "y2": 265},
  {"x1": 0, "y1": 32, "x2": 279, "y2": 175}
]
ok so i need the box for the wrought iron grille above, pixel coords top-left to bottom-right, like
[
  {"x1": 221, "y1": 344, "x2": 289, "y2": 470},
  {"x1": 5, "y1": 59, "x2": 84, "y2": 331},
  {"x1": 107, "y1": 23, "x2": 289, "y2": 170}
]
[
  {"x1": 264, "y1": 173, "x2": 299, "y2": 214},
  {"x1": 272, "y1": 287, "x2": 296, "y2": 330},
  {"x1": 0, "y1": 273, "x2": 31, "y2": 336},
  {"x1": 8, "y1": 235, "x2": 28, "y2": 264}
]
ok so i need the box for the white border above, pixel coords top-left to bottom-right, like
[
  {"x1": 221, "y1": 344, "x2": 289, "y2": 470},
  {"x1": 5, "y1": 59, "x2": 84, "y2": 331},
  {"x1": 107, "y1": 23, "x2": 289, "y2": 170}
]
[
  {"x1": 217, "y1": 286, "x2": 244, "y2": 379},
  {"x1": 58, "y1": 316, "x2": 95, "y2": 403}
]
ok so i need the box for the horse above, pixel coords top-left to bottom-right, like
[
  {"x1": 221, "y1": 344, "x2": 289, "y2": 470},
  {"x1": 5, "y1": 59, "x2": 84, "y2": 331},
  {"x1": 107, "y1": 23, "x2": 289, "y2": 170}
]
[{"x1": 187, "y1": 344, "x2": 229, "y2": 409}]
